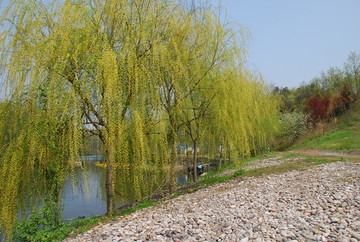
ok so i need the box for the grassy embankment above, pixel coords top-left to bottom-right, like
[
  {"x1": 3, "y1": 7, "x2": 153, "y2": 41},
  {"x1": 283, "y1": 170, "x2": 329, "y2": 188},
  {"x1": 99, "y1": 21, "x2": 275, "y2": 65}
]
[
  {"x1": 294, "y1": 102, "x2": 360, "y2": 152},
  {"x1": 293, "y1": 120, "x2": 360, "y2": 152},
  {"x1": 65, "y1": 111, "x2": 359, "y2": 240},
  {"x1": 97, "y1": 113, "x2": 360, "y2": 227},
  {"x1": 15, "y1": 107, "x2": 360, "y2": 241},
  {"x1": 173, "y1": 105, "x2": 360, "y2": 196}
]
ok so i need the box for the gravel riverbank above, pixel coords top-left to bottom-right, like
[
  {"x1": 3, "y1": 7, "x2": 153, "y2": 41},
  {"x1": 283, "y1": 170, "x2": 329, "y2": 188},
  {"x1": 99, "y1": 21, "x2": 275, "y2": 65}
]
[{"x1": 65, "y1": 161, "x2": 360, "y2": 241}]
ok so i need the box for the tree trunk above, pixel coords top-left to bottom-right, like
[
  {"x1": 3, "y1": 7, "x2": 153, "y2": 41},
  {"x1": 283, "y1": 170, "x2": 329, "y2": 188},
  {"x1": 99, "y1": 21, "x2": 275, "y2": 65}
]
[
  {"x1": 228, "y1": 145, "x2": 231, "y2": 163},
  {"x1": 168, "y1": 133, "x2": 177, "y2": 194},
  {"x1": 218, "y1": 147, "x2": 223, "y2": 171},
  {"x1": 192, "y1": 139, "x2": 198, "y2": 182},
  {"x1": 106, "y1": 162, "x2": 114, "y2": 216}
]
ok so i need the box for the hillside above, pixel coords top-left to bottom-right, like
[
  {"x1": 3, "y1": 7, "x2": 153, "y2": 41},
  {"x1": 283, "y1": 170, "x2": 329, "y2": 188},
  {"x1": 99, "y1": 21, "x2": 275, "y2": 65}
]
[
  {"x1": 64, "y1": 117, "x2": 360, "y2": 241},
  {"x1": 293, "y1": 105, "x2": 360, "y2": 154}
]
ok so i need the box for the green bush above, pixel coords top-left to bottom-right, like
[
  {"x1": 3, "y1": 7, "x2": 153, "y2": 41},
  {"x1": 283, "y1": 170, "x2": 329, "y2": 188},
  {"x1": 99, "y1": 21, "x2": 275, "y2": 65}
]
[
  {"x1": 275, "y1": 112, "x2": 309, "y2": 150},
  {"x1": 11, "y1": 203, "x2": 100, "y2": 242},
  {"x1": 12, "y1": 206, "x2": 70, "y2": 242},
  {"x1": 233, "y1": 169, "x2": 245, "y2": 177}
]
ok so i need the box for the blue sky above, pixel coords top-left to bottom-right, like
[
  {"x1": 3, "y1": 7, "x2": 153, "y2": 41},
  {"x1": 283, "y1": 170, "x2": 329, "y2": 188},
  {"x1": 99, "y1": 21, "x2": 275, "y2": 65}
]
[{"x1": 208, "y1": 0, "x2": 360, "y2": 88}]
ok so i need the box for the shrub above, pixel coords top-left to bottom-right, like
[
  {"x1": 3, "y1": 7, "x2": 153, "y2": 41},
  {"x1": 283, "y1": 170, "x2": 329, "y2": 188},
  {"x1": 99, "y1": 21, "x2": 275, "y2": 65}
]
[
  {"x1": 233, "y1": 169, "x2": 245, "y2": 177},
  {"x1": 275, "y1": 112, "x2": 309, "y2": 150},
  {"x1": 10, "y1": 201, "x2": 101, "y2": 242},
  {"x1": 305, "y1": 94, "x2": 332, "y2": 123}
]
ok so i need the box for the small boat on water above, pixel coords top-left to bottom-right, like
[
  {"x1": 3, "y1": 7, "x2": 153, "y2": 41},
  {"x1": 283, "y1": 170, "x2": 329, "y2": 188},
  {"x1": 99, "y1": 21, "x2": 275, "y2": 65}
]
[{"x1": 187, "y1": 164, "x2": 210, "y2": 176}]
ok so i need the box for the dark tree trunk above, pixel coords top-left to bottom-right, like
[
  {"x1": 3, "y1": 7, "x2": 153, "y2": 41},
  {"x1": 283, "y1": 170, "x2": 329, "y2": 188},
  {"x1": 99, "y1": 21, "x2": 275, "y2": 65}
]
[
  {"x1": 169, "y1": 136, "x2": 177, "y2": 194},
  {"x1": 106, "y1": 162, "x2": 114, "y2": 216},
  {"x1": 218, "y1": 147, "x2": 223, "y2": 171},
  {"x1": 192, "y1": 139, "x2": 198, "y2": 182},
  {"x1": 227, "y1": 145, "x2": 231, "y2": 164}
]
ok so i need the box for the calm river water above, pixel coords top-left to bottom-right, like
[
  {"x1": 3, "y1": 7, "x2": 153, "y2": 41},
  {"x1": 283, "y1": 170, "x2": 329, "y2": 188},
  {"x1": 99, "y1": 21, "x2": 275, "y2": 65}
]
[{"x1": 61, "y1": 155, "x2": 189, "y2": 220}]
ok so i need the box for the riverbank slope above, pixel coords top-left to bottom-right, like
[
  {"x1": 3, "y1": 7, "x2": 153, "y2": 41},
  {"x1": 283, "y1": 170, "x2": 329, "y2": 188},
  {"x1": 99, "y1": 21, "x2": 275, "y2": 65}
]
[{"x1": 65, "y1": 151, "x2": 360, "y2": 241}]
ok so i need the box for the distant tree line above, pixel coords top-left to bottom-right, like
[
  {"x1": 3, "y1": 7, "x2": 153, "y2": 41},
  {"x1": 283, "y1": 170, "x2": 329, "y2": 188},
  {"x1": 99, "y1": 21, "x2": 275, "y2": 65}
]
[{"x1": 273, "y1": 52, "x2": 359, "y2": 149}]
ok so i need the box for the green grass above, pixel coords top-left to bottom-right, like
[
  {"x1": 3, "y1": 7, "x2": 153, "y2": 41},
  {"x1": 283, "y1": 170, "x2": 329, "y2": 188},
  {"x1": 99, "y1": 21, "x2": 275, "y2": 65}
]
[
  {"x1": 65, "y1": 217, "x2": 101, "y2": 235},
  {"x1": 200, "y1": 152, "x2": 280, "y2": 179},
  {"x1": 170, "y1": 166, "x2": 246, "y2": 198},
  {"x1": 12, "y1": 214, "x2": 102, "y2": 242},
  {"x1": 300, "y1": 154, "x2": 344, "y2": 164},
  {"x1": 115, "y1": 201, "x2": 160, "y2": 216},
  {"x1": 169, "y1": 176, "x2": 234, "y2": 199},
  {"x1": 280, "y1": 152, "x2": 302, "y2": 160},
  {"x1": 194, "y1": 174, "x2": 235, "y2": 188},
  {"x1": 200, "y1": 161, "x2": 237, "y2": 178},
  {"x1": 293, "y1": 119, "x2": 360, "y2": 152},
  {"x1": 244, "y1": 152, "x2": 279, "y2": 163},
  {"x1": 291, "y1": 103, "x2": 360, "y2": 152}
]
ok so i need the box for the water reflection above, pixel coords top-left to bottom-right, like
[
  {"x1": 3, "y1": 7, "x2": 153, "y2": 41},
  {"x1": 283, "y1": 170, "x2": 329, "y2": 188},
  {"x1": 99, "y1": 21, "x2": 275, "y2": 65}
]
[
  {"x1": 176, "y1": 173, "x2": 188, "y2": 184},
  {"x1": 61, "y1": 156, "x2": 188, "y2": 220},
  {"x1": 62, "y1": 164, "x2": 106, "y2": 220},
  {"x1": 0, "y1": 156, "x2": 216, "y2": 239}
]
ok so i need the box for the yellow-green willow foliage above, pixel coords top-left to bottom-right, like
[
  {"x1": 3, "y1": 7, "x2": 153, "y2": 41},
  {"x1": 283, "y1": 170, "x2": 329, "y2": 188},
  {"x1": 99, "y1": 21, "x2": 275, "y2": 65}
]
[
  {"x1": 207, "y1": 70, "x2": 280, "y2": 161},
  {"x1": 154, "y1": 3, "x2": 253, "y2": 183},
  {"x1": 0, "y1": 0, "x2": 280, "y2": 232},
  {"x1": 0, "y1": 0, "x2": 174, "y2": 227}
]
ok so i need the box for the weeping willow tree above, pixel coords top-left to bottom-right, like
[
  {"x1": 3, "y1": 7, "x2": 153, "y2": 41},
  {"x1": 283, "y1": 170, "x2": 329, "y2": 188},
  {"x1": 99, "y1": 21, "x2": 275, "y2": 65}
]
[
  {"x1": 172, "y1": 9, "x2": 279, "y2": 180},
  {"x1": 181, "y1": 67, "x2": 280, "y2": 178},
  {"x1": 155, "y1": 2, "x2": 255, "y2": 183},
  {"x1": 206, "y1": 71, "x2": 280, "y2": 165},
  {"x1": 0, "y1": 0, "x2": 280, "y2": 234},
  {"x1": 0, "y1": 0, "x2": 178, "y2": 230}
]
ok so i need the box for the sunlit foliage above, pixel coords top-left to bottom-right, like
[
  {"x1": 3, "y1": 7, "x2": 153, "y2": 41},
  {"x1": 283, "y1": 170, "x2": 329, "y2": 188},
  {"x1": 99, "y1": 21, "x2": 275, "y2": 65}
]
[
  {"x1": 273, "y1": 52, "x2": 359, "y2": 124},
  {"x1": 0, "y1": 0, "x2": 280, "y2": 233}
]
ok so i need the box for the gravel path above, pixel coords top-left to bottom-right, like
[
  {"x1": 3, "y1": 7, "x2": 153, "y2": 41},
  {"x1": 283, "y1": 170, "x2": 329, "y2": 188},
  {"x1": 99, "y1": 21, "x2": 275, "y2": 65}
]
[{"x1": 66, "y1": 161, "x2": 360, "y2": 242}]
